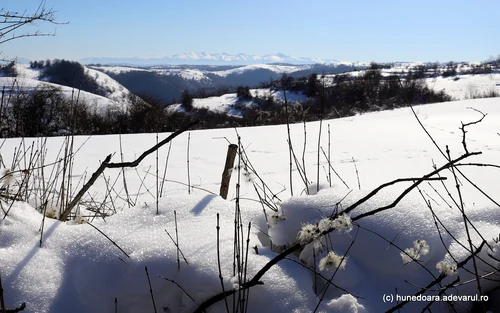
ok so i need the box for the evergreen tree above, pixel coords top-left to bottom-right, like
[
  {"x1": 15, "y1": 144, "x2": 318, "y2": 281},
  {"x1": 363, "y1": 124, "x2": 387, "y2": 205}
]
[{"x1": 181, "y1": 90, "x2": 194, "y2": 112}]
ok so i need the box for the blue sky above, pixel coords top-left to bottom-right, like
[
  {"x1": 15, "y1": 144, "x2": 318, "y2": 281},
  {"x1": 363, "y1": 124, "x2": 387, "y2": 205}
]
[{"x1": 2, "y1": 0, "x2": 499, "y2": 62}]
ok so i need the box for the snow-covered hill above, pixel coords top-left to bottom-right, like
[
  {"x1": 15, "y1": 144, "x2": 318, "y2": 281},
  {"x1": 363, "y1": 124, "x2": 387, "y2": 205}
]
[
  {"x1": 169, "y1": 88, "x2": 308, "y2": 117},
  {"x1": 91, "y1": 63, "x2": 314, "y2": 82},
  {"x1": 0, "y1": 64, "x2": 131, "y2": 114},
  {"x1": 88, "y1": 62, "x2": 360, "y2": 102},
  {"x1": 320, "y1": 64, "x2": 500, "y2": 101},
  {"x1": 213, "y1": 64, "x2": 312, "y2": 77}
]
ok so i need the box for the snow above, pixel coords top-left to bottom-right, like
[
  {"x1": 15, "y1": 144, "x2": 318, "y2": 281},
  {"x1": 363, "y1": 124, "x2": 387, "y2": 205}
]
[
  {"x1": 251, "y1": 88, "x2": 308, "y2": 103},
  {"x1": 1, "y1": 93, "x2": 500, "y2": 311},
  {"x1": 169, "y1": 88, "x2": 307, "y2": 117},
  {"x1": 191, "y1": 93, "x2": 242, "y2": 116},
  {"x1": 1, "y1": 197, "x2": 320, "y2": 313},
  {"x1": 213, "y1": 64, "x2": 310, "y2": 77},
  {"x1": 0, "y1": 64, "x2": 131, "y2": 114},
  {"x1": 267, "y1": 184, "x2": 500, "y2": 312},
  {"x1": 90, "y1": 65, "x2": 148, "y2": 75},
  {"x1": 85, "y1": 67, "x2": 131, "y2": 101},
  {"x1": 91, "y1": 63, "x2": 310, "y2": 82},
  {"x1": 14, "y1": 64, "x2": 42, "y2": 80},
  {"x1": 425, "y1": 73, "x2": 500, "y2": 100},
  {"x1": 167, "y1": 93, "x2": 242, "y2": 116},
  {"x1": 165, "y1": 68, "x2": 210, "y2": 81},
  {"x1": 0, "y1": 76, "x2": 123, "y2": 115}
]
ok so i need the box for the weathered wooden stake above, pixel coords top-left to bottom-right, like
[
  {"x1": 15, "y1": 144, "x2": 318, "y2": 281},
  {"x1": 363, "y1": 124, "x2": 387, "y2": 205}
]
[{"x1": 219, "y1": 144, "x2": 238, "y2": 199}]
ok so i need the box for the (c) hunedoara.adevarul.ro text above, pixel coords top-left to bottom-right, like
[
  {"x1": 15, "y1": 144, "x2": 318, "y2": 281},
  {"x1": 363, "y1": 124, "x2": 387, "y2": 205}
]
[{"x1": 382, "y1": 293, "x2": 489, "y2": 303}]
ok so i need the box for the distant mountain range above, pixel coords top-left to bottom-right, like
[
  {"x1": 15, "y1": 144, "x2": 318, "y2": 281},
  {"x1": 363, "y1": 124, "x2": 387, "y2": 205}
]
[{"x1": 81, "y1": 52, "x2": 339, "y2": 66}]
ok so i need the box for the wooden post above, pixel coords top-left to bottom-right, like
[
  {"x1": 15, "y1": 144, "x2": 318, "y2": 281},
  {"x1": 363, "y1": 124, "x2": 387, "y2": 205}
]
[{"x1": 219, "y1": 144, "x2": 238, "y2": 199}]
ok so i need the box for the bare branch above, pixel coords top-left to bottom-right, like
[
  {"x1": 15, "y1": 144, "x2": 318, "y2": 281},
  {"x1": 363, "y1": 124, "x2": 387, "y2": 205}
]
[
  {"x1": 59, "y1": 120, "x2": 199, "y2": 221},
  {"x1": 351, "y1": 152, "x2": 479, "y2": 221},
  {"x1": 192, "y1": 243, "x2": 298, "y2": 313},
  {"x1": 460, "y1": 108, "x2": 487, "y2": 154},
  {"x1": 0, "y1": 0, "x2": 66, "y2": 59}
]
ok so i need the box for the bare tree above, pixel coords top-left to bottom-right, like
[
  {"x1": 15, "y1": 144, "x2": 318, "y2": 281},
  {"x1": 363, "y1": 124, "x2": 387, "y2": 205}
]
[{"x1": 1, "y1": 0, "x2": 63, "y2": 58}]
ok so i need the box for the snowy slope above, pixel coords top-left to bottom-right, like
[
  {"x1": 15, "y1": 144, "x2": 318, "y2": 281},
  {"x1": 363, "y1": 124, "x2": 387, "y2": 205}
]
[
  {"x1": 89, "y1": 65, "x2": 148, "y2": 75},
  {"x1": 169, "y1": 88, "x2": 308, "y2": 117},
  {"x1": 0, "y1": 64, "x2": 131, "y2": 113},
  {"x1": 322, "y1": 64, "x2": 500, "y2": 101},
  {"x1": 160, "y1": 68, "x2": 211, "y2": 81},
  {"x1": 425, "y1": 73, "x2": 500, "y2": 100},
  {"x1": 85, "y1": 67, "x2": 131, "y2": 102},
  {"x1": 213, "y1": 64, "x2": 311, "y2": 77},
  {"x1": 1, "y1": 97, "x2": 500, "y2": 312},
  {"x1": 0, "y1": 76, "x2": 121, "y2": 114}
]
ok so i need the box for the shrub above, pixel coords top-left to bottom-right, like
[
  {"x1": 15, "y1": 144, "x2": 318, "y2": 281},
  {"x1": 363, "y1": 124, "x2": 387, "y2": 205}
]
[
  {"x1": 236, "y1": 85, "x2": 252, "y2": 100},
  {"x1": 0, "y1": 61, "x2": 17, "y2": 77},
  {"x1": 304, "y1": 73, "x2": 318, "y2": 98},
  {"x1": 465, "y1": 88, "x2": 500, "y2": 99},
  {"x1": 11, "y1": 85, "x2": 70, "y2": 136},
  {"x1": 181, "y1": 90, "x2": 194, "y2": 112}
]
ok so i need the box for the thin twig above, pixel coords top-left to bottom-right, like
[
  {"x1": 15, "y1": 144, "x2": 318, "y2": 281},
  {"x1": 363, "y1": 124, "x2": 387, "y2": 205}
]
[
  {"x1": 164, "y1": 229, "x2": 189, "y2": 265},
  {"x1": 460, "y1": 108, "x2": 486, "y2": 154},
  {"x1": 317, "y1": 73, "x2": 325, "y2": 192},
  {"x1": 156, "y1": 133, "x2": 159, "y2": 214},
  {"x1": 159, "y1": 141, "x2": 173, "y2": 197},
  {"x1": 0, "y1": 271, "x2": 6, "y2": 313},
  {"x1": 85, "y1": 221, "x2": 130, "y2": 258},
  {"x1": 446, "y1": 146, "x2": 485, "y2": 311},
  {"x1": 321, "y1": 147, "x2": 349, "y2": 189},
  {"x1": 187, "y1": 132, "x2": 191, "y2": 195},
  {"x1": 216, "y1": 213, "x2": 230, "y2": 313},
  {"x1": 302, "y1": 121, "x2": 310, "y2": 194},
  {"x1": 282, "y1": 75, "x2": 294, "y2": 196},
  {"x1": 352, "y1": 157, "x2": 360, "y2": 190},
  {"x1": 174, "y1": 211, "x2": 180, "y2": 270},
  {"x1": 328, "y1": 124, "x2": 332, "y2": 187},
  {"x1": 145, "y1": 266, "x2": 157, "y2": 313},
  {"x1": 160, "y1": 276, "x2": 196, "y2": 302},
  {"x1": 242, "y1": 222, "x2": 252, "y2": 313}
]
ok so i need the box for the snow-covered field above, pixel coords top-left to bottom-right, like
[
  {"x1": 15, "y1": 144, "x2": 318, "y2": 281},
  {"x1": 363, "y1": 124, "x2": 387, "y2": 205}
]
[
  {"x1": 425, "y1": 74, "x2": 500, "y2": 100},
  {"x1": 1, "y1": 96, "x2": 500, "y2": 312}
]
